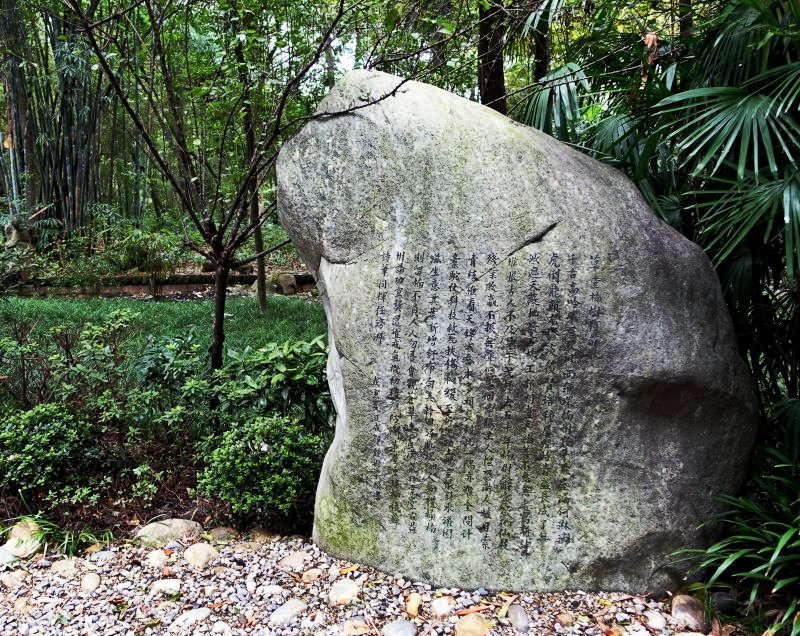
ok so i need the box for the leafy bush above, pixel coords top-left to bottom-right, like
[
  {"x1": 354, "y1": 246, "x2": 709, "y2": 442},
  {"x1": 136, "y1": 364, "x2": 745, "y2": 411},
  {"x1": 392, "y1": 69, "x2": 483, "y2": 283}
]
[
  {"x1": 0, "y1": 301, "x2": 331, "y2": 528},
  {"x1": 197, "y1": 415, "x2": 326, "y2": 518},
  {"x1": 214, "y1": 337, "x2": 331, "y2": 434},
  {"x1": 0, "y1": 309, "x2": 139, "y2": 422},
  {"x1": 0, "y1": 404, "x2": 99, "y2": 494},
  {"x1": 119, "y1": 227, "x2": 184, "y2": 277}
]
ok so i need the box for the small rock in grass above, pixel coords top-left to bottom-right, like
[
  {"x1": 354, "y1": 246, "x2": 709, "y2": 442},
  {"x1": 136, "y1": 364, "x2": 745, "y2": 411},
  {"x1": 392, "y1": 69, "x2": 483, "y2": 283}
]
[
  {"x1": 2, "y1": 520, "x2": 41, "y2": 558},
  {"x1": 405, "y1": 592, "x2": 422, "y2": 617},
  {"x1": 670, "y1": 595, "x2": 709, "y2": 633},
  {"x1": 80, "y1": 573, "x2": 101, "y2": 593},
  {"x1": 382, "y1": 619, "x2": 417, "y2": 636},
  {"x1": 209, "y1": 526, "x2": 239, "y2": 542},
  {"x1": 151, "y1": 578, "x2": 181, "y2": 596},
  {"x1": 136, "y1": 518, "x2": 203, "y2": 548},
  {"x1": 507, "y1": 604, "x2": 530, "y2": 632},
  {"x1": 329, "y1": 577, "x2": 360, "y2": 605},
  {"x1": 431, "y1": 595, "x2": 455, "y2": 620},
  {"x1": 169, "y1": 607, "x2": 211, "y2": 632},
  {"x1": 184, "y1": 542, "x2": 219, "y2": 569},
  {"x1": 454, "y1": 613, "x2": 492, "y2": 636},
  {"x1": 268, "y1": 598, "x2": 307, "y2": 627}
]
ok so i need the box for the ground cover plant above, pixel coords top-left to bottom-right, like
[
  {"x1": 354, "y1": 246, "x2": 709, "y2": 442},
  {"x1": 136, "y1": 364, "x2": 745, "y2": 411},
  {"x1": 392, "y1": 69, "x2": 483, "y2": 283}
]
[{"x1": 0, "y1": 295, "x2": 329, "y2": 534}]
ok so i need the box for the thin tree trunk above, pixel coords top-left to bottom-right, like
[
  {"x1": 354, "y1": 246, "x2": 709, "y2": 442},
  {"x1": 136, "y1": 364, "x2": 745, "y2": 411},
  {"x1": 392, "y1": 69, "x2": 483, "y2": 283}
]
[
  {"x1": 478, "y1": 1, "x2": 507, "y2": 114},
  {"x1": 252, "y1": 194, "x2": 267, "y2": 312},
  {"x1": 679, "y1": 0, "x2": 692, "y2": 42},
  {"x1": 533, "y1": 20, "x2": 551, "y2": 82},
  {"x1": 211, "y1": 264, "x2": 229, "y2": 370},
  {"x1": 234, "y1": 23, "x2": 268, "y2": 313}
]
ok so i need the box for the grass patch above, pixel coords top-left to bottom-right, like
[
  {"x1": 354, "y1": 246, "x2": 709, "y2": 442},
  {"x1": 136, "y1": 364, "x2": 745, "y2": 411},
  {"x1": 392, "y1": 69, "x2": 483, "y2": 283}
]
[{"x1": 0, "y1": 295, "x2": 327, "y2": 348}]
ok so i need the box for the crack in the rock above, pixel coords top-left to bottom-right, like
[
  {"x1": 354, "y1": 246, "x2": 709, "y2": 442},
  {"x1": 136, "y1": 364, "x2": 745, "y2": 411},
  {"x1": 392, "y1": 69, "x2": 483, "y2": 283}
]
[
  {"x1": 474, "y1": 220, "x2": 560, "y2": 281},
  {"x1": 336, "y1": 348, "x2": 369, "y2": 379}
]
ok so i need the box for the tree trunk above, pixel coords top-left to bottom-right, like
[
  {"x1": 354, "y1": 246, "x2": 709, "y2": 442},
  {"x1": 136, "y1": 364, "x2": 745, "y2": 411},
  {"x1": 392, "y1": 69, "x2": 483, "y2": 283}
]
[
  {"x1": 253, "y1": 194, "x2": 268, "y2": 311},
  {"x1": 234, "y1": 27, "x2": 268, "y2": 313},
  {"x1": 532, "y1": 19, "x2": 551, "y2": 82},
  {"x1": 679, "y1": 0, "x2": 692, "y2": 42},
  {"x1": 211, "y1": 264, "x2": 229, "y2": 370},
  {"x1": 477, "y1": 1, "x2": 507, "y2": 114}
]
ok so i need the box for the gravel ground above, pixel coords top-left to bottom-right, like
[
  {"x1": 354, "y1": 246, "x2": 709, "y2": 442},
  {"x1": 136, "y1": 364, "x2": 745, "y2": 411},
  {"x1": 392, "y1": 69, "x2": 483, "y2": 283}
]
[{"x1": 0, "y1": 530, "x2": 707, "y2": 636}]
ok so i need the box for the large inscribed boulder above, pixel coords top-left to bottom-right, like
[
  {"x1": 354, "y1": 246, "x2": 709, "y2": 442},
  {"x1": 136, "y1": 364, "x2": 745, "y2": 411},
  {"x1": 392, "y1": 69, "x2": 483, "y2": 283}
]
[{"x1": 276, "y1": 70, "x2": 757, "y2": 592}]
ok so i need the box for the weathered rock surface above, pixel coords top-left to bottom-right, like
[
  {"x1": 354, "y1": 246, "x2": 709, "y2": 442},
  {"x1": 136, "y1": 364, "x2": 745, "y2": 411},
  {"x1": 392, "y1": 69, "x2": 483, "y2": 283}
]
[
  {"x1": 671, "y1": 594, "x2": 709, "y2": 632},
  {"x1": 183, "y1": 542, "x2": 219, "y2": 569},
  {"x1": 2, "y1": 520, "x2": 41, "y2": 559},
  {"x1": 277, "y1": 70, "x2": 758, "y2": 591},
  {"x1": 268, "y1": 598, "x2": 307, "y2": 626},
  {"x1": 135, "y1": 518, "x2": 203, "y2": 547}
]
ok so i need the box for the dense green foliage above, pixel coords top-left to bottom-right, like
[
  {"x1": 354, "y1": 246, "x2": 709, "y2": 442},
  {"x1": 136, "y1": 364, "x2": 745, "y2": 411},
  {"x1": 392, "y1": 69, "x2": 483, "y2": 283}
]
[
  {"x1": 2, "y1": 295, "x2": 325, "y2": 349},
  {"x1": 198, "y1": 415, "x2": 326, "y2": 517},
  {"x1": 0, "y1": 404, "x2": 97, "y2": 494},
  {"x1": 0, "y1": 298, "x2": 330, "y2": 527}
]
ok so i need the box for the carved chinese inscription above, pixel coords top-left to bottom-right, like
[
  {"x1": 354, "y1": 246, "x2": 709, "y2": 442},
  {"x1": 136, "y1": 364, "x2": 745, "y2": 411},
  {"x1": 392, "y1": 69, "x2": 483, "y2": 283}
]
[{"x1": 364, "y1": 246, "x2": 605, "y2": 557}]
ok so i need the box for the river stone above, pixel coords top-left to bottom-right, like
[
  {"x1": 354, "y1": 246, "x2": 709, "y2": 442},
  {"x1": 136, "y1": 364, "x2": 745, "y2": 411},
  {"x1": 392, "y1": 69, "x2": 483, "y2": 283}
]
[
  {"x1": 136, "y1": 518, "x2": 203, "y2": 547},
  {"x1": 276, "y1": 69, "x2": 757, "y2": 592},
  {"x1": 268, "y1": 598, "x2": 307, "y2": 627},
  {"x1": 183, "y1": 542, "x2": 219, "y2": 569},
  {"x1": 3, "y1": 520, "x2": 41, "y2": 558}
]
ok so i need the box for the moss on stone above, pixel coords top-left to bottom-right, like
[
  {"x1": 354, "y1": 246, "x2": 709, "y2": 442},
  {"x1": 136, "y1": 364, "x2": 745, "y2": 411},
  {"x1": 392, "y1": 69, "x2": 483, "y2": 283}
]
[{"x1": 315, "y1": 489, "x2": 380, "y2": 561}]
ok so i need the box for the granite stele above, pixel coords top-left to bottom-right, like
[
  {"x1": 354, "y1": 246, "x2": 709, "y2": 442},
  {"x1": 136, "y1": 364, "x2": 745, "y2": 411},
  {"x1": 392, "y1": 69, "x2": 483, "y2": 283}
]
[{"x1": 276, "y1": 70, "x2": 757, "y2": 592}]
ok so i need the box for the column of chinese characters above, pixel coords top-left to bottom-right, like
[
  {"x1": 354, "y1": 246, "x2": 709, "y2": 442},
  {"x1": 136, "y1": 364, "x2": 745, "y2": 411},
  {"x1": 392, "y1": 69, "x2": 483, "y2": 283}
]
[
  {"x1": 587, "y1": 255, "x2": 601, "y2": 351},
  {"x1": 386, "y1": 250, "x2": 407, "y2": 525},
  {"x1": 403, "y1": 252, "x2": 426, "y2": 535},
  {"x1": 496, "y1": 256, "x2": 519, "y2": 551},
  {"x1": 460, "y1": 253, "x2": 479, "y2": 544},
  {"x1": 553, "y1": 253, "x2": 580, "y2": 547},
  {"x1": 422, "y1": 253, "x2": 442, "y2": 541},
  {"x1": 369, "y1": 251, "x2": 392, "y2": 500}
]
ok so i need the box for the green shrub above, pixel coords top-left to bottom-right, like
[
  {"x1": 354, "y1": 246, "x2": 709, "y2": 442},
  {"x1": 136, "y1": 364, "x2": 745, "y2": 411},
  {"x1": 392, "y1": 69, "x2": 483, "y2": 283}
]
[
  {"x1": 197, "y1": 415, "x2": 326, "y2": 518},
  {"x1": 0, "y1": 404, "x2": 99, "y2": 494},
  {"x1": 214, "y1": 337, "x2": 332, "y2": 434}
]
